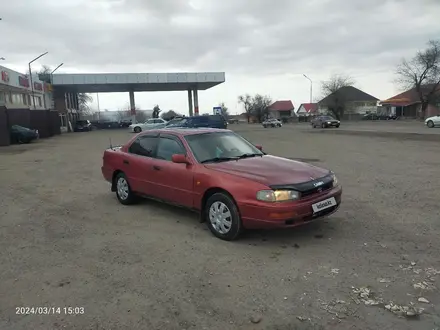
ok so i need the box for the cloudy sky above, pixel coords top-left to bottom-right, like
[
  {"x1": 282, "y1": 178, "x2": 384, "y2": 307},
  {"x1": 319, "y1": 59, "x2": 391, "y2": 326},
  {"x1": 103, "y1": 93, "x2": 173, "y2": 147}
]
[{"x1": 2, "y1": 0, "x2": 440, "y2": 114}]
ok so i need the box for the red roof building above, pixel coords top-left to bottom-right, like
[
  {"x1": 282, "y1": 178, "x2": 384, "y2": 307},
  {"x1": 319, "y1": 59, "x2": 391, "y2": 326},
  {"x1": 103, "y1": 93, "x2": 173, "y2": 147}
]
[
  {"x1": 381, "y1": 84, "x2": 440, "y2": 118},
  {"x1": 296, "y1": 103, "x2": 318, "y2": 116},
  {"x1": 268, "y1": 100, "x2": 295, "y2": 119}
]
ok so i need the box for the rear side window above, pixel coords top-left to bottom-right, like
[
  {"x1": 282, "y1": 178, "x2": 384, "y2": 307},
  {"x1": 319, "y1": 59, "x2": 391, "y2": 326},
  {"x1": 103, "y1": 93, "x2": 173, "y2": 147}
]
[{"x1": 129, "y1": 136, "x2": 158, "y2": 157}]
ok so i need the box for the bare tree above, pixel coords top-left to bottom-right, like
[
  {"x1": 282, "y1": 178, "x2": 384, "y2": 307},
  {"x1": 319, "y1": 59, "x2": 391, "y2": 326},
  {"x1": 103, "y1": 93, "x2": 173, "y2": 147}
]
[
  {"x1": 250, "y1": 94, "x2": 272, "y2": 123},
  {"x1": 320, "y1": 74, "x2": 355, "y2": 120},
  {"x1": 396, "y1": 39, "x2": 440, "y2": 118},
  {"x1": 238, "y1": 94, "x2": 253, "y2": 123},
  {"x1": 38, "y1": 65, "x2": 52, "y2": 75},
  {"x1": 116, "y1": 109, "x2": 131, "y2": 121},
  {"x1": 136, "y1": 111, "x2": 147, "y2": 123},
  {"x1": 78, "y1": 93, "x2": 94, "y2": 115},
  {"x1": 161, "y1": 110, "x2": 180, "y2": 120}
]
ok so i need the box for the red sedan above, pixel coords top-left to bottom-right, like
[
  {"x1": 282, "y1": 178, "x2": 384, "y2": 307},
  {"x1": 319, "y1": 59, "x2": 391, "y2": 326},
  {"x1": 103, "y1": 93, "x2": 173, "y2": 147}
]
[{"x1": 102, "y1": 128, "x2": 342, "y2": 241}]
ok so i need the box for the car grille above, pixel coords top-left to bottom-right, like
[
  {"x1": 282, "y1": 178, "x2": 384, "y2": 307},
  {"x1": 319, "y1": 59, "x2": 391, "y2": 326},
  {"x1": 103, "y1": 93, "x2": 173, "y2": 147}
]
[{"x1": 300, "y1": 181, "x2": 333, "y2": 198}]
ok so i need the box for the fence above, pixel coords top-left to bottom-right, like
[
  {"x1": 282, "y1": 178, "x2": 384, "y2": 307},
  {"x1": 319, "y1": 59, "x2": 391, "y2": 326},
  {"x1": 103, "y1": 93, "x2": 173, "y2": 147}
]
[{"x1": 0, "y1": 106, "x2": 61, "y2": 146}]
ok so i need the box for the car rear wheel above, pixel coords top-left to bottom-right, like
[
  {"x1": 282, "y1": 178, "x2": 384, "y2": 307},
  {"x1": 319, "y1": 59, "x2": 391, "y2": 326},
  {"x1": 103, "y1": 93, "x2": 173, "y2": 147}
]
[
  {"x1": 427, "y1": 120, "x2": 434, "y2": 128},
  {"x1": 115, "y1": 172, "x2": 137, "y2": 205},
  {"x1": 205, "y1": 193, "x2": 242, "y2": 241},
  {"x1": 263, "y1": 125, "x2": 267, "y2": 128},
  {"x1": 134, "y1": 126, "x2": 142, "y2": 133}
]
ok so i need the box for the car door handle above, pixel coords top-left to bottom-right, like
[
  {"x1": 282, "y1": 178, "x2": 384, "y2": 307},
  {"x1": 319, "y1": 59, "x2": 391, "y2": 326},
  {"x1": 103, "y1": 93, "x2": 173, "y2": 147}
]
[
  {"x1": 153, "y1": 165, "x2": 161, "y2": 171},
  {"x1": 123, "y1": 159, "x2": 129, "y2": 165}
]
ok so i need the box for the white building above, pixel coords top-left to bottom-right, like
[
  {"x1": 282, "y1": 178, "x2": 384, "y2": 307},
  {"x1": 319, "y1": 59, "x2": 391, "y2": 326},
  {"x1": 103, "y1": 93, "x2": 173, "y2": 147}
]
[{"x1": 0, "y1": 65, "x2": 50, "y2": 110}]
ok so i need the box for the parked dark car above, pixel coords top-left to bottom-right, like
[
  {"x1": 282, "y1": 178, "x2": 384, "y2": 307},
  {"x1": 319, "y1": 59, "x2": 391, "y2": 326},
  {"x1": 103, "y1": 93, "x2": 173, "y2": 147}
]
[
  {"x1": 74, "y1": 120, "x2": 93, "y2": 132},
  {"x1": 90, "y1": 120, "x2": 122, "y2": 129},
  {"x1": 10, "y1": 125, "x2": 39, "y2": 144},
  {"x1": 166, "y1": 115, "x2": 227, "y2": 129},
  {"x1": 119, "y1": 120, "x2": 132, "y2": 128},
  {"x1": 311, "y1": 116, "x2": 340, "y2": 128},
  {"x1": 362, "y1": 113, "x2": 397, "y2": 120}
]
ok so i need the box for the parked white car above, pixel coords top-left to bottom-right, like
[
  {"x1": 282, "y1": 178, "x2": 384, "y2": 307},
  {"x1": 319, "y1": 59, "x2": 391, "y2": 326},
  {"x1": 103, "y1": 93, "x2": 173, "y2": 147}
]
[
  {"x1": 129, "y1": 118, "x2": 168, "y2": 133},
  {"x1": 425, "y1": 115, "x2": 440, "y2": 128},
  {"x1": 262, "y1": 118, "x2": 282, "y2": 128}
]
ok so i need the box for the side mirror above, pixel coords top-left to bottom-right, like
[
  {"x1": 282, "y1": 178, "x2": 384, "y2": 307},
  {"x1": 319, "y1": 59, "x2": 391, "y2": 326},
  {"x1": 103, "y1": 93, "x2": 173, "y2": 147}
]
[
  {"x1": 172, "y1": 154, "x2": 189, "y2": 164},
  {"x1": 255, "y1": 145, "x2": 263, "y2": 151}
]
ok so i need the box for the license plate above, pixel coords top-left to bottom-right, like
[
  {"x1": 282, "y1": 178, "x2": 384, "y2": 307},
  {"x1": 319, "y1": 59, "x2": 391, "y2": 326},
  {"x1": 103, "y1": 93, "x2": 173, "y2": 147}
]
[{"x1": 312, "y1": 197, "x2": 337, "y2": 213}]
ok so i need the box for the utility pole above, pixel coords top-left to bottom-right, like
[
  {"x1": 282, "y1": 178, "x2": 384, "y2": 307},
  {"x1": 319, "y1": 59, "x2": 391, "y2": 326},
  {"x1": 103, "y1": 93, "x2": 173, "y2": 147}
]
[
  {"x1": 303, "y1": 74, "x2": 313, "y2": 103},
  {"x1": 29, "y1": 52, "x2": 48, "y2": 109}
]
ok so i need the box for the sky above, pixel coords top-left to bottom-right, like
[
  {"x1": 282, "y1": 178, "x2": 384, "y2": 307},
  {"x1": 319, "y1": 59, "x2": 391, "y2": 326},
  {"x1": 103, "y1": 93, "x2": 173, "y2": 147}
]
[{"x1": 2, "y1": 0, "x2": 440, "y2": 115}]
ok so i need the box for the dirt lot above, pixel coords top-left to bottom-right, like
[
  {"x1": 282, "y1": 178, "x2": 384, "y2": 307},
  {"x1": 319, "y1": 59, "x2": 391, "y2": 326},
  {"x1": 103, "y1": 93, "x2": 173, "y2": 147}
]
[{"x1": 1, "y1": 124, "x2": 439, "y2": 330}]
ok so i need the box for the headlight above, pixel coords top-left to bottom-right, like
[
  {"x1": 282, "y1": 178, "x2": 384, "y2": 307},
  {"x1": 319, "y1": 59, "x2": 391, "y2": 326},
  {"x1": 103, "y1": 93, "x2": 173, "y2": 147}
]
[
  {"x1": 256, "y1": 190, "x2": 299, "y2": 202},
  {"x1": 331, "y1": 173, "x2": 339, "y2": 187},
  {"x1": 327, "y1": 122, "x2": 331, "y2": 124}
]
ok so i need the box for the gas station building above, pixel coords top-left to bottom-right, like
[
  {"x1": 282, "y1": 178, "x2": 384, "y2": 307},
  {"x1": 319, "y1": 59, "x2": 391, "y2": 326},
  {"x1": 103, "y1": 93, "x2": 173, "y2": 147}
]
[{"x1": 51, "y1": 72, "x2": 226, "y2": 127}]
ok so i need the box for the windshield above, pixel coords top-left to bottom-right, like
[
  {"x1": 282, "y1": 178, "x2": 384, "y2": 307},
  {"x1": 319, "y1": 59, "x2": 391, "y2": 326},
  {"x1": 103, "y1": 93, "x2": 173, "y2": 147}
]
[
  {"x1": 322, "y1": 116, "x2": 335, "y2": 120},
  {"x1": 185, "y1": 131, "x2": 263, "y2": 163}
]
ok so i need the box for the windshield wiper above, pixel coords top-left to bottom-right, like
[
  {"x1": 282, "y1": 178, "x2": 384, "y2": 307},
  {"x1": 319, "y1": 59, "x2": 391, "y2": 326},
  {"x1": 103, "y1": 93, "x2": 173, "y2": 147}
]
[
  {"x1": 200, "y1": 156, "x2": 238, "y2": 164},
  {"x1": 237, "y1": 153, "x2": 263, "y2": 159}
]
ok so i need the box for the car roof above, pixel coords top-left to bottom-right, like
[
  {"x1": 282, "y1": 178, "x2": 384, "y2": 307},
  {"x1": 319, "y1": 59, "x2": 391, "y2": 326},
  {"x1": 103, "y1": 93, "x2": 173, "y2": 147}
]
[{"x1": 143, "y1": 127, "x2": 231, "y2": 136}]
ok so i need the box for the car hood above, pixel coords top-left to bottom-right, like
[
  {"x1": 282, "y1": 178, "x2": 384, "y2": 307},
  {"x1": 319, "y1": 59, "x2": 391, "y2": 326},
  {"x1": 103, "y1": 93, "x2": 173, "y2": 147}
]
[{"x1": 204, "y1": 155, "x2": 329, "y2": 186}]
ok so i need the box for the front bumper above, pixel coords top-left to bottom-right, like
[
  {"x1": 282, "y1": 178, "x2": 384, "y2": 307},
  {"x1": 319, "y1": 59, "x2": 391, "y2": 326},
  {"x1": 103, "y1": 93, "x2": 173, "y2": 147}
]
[{"x1": 238, "y1": 186, "x2": 342, "y2": 229}]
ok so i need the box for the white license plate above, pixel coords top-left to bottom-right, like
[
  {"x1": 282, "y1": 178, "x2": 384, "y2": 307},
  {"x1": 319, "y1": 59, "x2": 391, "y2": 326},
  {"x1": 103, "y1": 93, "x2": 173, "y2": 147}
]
[{"x1": 312, "y1": 197, "x2": 337, "y2": 213}]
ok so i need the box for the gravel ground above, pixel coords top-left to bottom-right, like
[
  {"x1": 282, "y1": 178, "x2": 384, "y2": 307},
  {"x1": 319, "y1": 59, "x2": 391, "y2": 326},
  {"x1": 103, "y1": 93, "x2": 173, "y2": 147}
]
[{"x1": 1, "y1": 124, "x2": 439, "y2": 330}]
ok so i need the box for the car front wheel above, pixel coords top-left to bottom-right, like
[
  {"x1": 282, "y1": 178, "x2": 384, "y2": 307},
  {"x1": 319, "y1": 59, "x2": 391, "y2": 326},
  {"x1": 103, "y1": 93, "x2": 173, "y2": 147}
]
[
  {"x1": 321, "y1": 123, "x2": 326, "y2": 128},
  {"x1": 205, "y1": 193, "x2": 242, "y2": 241},
  {"x1": 134, "y1": 126, "x2": 142, "y2": 133},
  {"x1": 427, "y1": 120, "x2": 434, "y2": 128},
  {"x1": 114, "y1": 172, "x2": 138, "y2": 205}
]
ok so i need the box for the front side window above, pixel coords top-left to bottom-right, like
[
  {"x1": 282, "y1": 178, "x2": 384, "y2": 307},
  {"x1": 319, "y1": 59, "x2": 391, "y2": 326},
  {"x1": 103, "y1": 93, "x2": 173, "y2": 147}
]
[
  {"x1": 185, "y1": 132, "x2": 263, "y2": 163},
  {"x1": 128, "y1": 136, "x2": 158, "y2": 157},
  {"x1": 156, "y1": 137, "x2": 185, "y2": 161}
]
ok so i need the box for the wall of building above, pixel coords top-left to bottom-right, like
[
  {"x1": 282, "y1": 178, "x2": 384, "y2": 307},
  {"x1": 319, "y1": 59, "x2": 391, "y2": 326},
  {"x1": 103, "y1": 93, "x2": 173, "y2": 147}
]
[{"x1": 0, "y1": 65, "x2": 50, "y2": 110}]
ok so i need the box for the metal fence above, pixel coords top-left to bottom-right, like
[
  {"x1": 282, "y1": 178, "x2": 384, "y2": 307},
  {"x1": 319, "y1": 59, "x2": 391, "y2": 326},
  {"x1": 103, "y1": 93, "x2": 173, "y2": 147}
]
[{"x1": 0, "y1": 106, "x2": 61, "y2": 146}]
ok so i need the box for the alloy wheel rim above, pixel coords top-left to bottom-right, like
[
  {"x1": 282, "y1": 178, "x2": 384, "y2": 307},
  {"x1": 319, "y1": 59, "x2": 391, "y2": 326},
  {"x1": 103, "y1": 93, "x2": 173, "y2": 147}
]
[
  {"x1": 117, "y1": 177, "x2": 129, "y2": 200},
  {"x1": 209, "y1": 201, "x2": 232, "y2": 234}
]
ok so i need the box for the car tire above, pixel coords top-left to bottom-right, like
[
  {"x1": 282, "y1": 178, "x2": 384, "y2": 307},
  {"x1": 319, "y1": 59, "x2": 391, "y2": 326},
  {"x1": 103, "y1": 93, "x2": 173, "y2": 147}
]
[
  {"x1": 427, "y1": 120, "x2": 434, "y2": 128},
  {"x1": 205, "y1": 192, "x2": 242, "y2": 241},
  {"x1": 134, "y1": 127, "x2": 142, "y2": 133},
  {"x1": 114, "y1": 172, "x2": 138, "y2": 205},
  {"x1": 321, "y1": 123, "x2": 326, "y2": 128},
  {"x1": 336, "y1": 124, "x2": 340, "y2": 128},
  {"x1": 263, "y1": 125, "x2": 267, "y2": 128}
]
